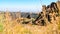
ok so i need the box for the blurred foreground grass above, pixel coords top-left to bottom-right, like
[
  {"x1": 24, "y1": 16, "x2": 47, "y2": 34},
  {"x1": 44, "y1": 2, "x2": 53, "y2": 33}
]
[
  {"x1": 0, "y1": 23, "x2": 3, "y2": 32},
  {"x1": 0, "y1": 13, "x2": 4, "y2": 34},
  {"x1": 0, "y1": 13, "x2": 60, "y2": 34}
]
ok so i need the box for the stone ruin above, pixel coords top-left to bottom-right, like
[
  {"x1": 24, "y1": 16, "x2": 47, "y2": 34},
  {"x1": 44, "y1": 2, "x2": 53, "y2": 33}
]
[{"x1": 33, "y1": 1, "x2": 60, "y2": 26}]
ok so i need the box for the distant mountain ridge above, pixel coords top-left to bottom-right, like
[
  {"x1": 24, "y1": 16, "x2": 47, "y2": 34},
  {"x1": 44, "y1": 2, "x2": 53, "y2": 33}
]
[{"x1": 0, "y1": 11, "x2": 38, "y2": 19}]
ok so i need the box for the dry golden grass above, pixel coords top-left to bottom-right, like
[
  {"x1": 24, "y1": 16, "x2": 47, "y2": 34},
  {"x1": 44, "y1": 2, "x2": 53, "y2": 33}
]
[
  {"x1": 0, "y1": 13, "x2": 60, "y2": 34},
  {"x1": 2, "y1": 20, "x2": 59, "y2": 34}
]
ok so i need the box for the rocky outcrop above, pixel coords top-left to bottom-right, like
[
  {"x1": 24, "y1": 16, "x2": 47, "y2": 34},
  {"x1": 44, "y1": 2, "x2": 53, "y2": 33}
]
[{"x1": 33, "y1": 1, "x2": 60, "y2": 26}]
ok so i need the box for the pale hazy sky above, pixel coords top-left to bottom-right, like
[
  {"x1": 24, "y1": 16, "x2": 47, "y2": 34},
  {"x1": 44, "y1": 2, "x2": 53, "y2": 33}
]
[{"x1": 0, "y1": 0, "x2": 57, "y2": 12}]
